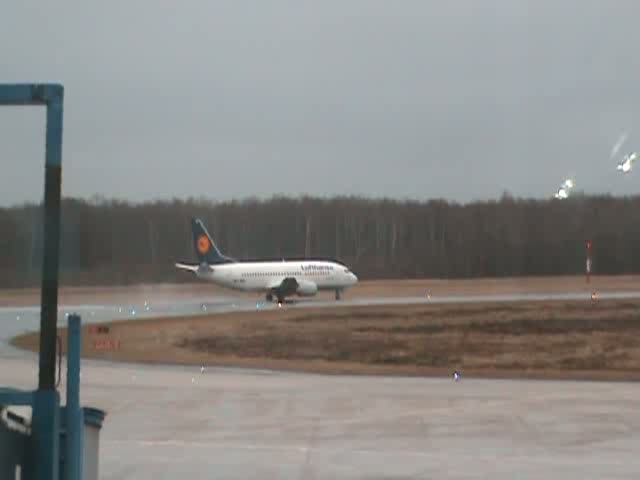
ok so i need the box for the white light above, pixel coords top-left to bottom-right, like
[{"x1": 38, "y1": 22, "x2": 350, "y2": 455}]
[
  {"x1": 618, "y1": 152, "x2": 636, "y2": 173},
  {"x1": 618, "y1": 161, "x2": 632, "y2": 173},
  {"x1": 554, "y1": 178, "x2": 575, "y2": 199}
]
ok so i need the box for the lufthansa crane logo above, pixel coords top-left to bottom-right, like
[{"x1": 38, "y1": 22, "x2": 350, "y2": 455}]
[{"x1": 197, "y1": 234, "x2": 211, "y2": 255}]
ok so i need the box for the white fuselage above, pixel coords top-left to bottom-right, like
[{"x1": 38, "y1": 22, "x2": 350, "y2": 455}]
[{"x1": 195, "y1": 260, "x2": 358, "y2": 293}]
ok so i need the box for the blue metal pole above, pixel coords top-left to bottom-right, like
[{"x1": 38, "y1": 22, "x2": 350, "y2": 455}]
[
  {"x1": 39, "y1": 83, "x2": 64, "y2": 391},
  {"x1": 36, "y1": 83, "x2": 64, "y2": 480},
  {"x1": 65, "y1": 315, "x2": 82, "y2": 480},
  {"x1": 65, "y1": 315, "x2": 83, "y2": 480},
  {"x1": 31, "y1": 390, "x2": 60, "y2": 480}
]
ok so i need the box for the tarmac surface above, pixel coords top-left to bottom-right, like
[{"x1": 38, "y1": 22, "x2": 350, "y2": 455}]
[{"x1": 2, "y1": 290, "x2": 640, "y2": 479}]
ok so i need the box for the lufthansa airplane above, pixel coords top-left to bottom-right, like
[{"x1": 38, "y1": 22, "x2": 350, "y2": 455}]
[{"x1": 175, "y1": 218, "x2": 358, "y2": 303}]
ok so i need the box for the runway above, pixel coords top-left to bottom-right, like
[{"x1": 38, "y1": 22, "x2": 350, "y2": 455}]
[
  {"x1": 3, "y1": 288, "x2": 640, "y2": 360},
  {"x1": 2, "y1": 289, "x2": 640, "y2": 478}
]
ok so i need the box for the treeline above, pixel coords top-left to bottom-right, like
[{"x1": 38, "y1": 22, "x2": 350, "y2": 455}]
[{"x1": 1, "y1": 194, "x2": 639, "y2": 288}]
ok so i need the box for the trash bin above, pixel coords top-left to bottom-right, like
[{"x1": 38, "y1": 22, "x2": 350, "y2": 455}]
[
  {"x1": 82, "y1": 407, "x2": 106, "y2": 480},
  {"x1": 59, "y1": 406, "x2": 106, "y2": 480}
]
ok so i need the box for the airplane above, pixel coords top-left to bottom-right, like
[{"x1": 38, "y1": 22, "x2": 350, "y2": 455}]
[
  {"x1": 554, "y1": 178, "x2": 574, "y2": 199},
  {"x1": 617, "y1": 152, "x2": 637, "y2": 173},
  {"x1": 554, "y1": 188, "x2": 569, "y2": 200},
  {"x1": 175, "y1": 218, "x2": 358, "y2": 304}
]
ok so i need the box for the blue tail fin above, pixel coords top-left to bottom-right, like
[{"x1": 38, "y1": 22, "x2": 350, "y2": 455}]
[{"x1": 191, "y1": 218, "x2": 234, "y2": 265}]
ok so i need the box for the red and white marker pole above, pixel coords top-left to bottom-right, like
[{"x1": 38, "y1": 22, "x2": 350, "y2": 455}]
[{"x1": 586, "y1": 240, "x2": 593, "y2": 284}]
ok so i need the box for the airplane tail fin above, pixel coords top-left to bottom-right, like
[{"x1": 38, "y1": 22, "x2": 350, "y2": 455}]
[{"x1": 191, "y1": 218, "x2": 233, "y2": 265}]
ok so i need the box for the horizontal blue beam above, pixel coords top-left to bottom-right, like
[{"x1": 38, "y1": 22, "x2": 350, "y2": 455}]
[
  {"x1": 0, "y1": 83, "x2": 63, "y2": 106},
  {"x1": 0, "y1": 387, "x2": 34, "y2": 407}
]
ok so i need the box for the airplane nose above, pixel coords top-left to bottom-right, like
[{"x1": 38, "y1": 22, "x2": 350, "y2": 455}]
[{"x1": 350, "y1": 273, "x2": 358, "y2": 284}]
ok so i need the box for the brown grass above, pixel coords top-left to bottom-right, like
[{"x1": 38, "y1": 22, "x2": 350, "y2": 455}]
[{"x1": 12, "y1": 298, "x2": 640, "y2": 381}]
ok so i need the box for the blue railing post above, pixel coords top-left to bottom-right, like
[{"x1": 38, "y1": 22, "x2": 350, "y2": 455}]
[{"x1": 65, "y1": 314, "x2": 83, "y2": 480}]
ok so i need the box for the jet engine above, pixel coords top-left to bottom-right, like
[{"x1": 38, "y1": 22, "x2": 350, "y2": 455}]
[{"x1": 296, "y1": 280, "x2": 318, "y2": 297}]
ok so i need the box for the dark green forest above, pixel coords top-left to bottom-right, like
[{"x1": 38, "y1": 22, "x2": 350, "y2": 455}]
[{"x1": 0, "y1": 194, "x2": 638, "y2": 288}]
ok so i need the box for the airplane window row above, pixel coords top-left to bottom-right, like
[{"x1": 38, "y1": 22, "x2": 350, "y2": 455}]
[
  {"x1": 241, "y1": 271, "x2": 327, "y2": 277},
  {"x1": 242, "y1": 272, "x2": 296, "y2": 277}
]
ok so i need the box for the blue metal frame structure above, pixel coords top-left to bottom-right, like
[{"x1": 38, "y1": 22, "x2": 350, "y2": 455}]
[{"x1": 0, "y1": 83, "x2": 64, "y2": 480}]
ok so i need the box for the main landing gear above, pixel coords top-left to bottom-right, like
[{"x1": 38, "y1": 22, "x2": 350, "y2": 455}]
[
  {"x1": 266, "y1": 292, "x2": 285, "y2": 304},
  {"x1": 335, "y1": 289, "x2": 342, "y2": 300}
]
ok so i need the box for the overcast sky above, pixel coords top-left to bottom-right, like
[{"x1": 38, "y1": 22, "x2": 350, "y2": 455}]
[{"x1": 1, "y1": 1, "x2": 639, "y2": 206}]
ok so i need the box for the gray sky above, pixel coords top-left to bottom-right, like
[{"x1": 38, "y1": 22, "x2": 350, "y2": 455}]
[{"x1": 1, "y1": 0, "x2": 639, "y2": 206}]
